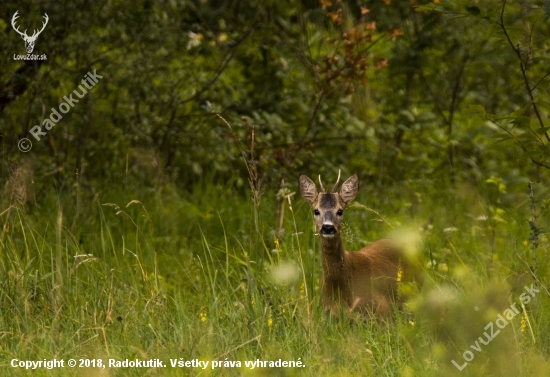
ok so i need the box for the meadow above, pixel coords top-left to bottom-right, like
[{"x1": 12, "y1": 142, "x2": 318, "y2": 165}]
[{"x1": 2, "y1": 171, "x2": 550, "y2": 377}]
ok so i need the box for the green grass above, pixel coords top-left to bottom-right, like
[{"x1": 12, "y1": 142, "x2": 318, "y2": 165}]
[{"x1": 1, "y1": 175, "x2": 550, "y2": 376}]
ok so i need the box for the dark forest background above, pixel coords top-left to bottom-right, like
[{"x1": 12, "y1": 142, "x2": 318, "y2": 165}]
[{"x1": 3, "y1": 0, "x2": 550, "y2": 194}]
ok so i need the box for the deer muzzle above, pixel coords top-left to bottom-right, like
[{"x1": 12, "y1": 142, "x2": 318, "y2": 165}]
[{"x1": 320, "y1": 223, "x2": 336, "y2": 237}]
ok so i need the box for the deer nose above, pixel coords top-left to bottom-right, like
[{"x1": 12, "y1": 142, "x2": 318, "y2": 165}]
[{"x1": 320, "y1": 224, "x2": 336, "y2": 236}]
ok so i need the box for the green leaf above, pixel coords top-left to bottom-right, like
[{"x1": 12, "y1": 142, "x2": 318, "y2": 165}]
[
  {"x1": 534, "y1": 100, "x2": 550, "y2": 114},
  {"x1": 399, "y1": 109, "x2": 415, "y2": 122},
  {"x1": 510, "y1": 116, "x2": 531, "y2": 127},
  {"x1": 535, "y1": 127, "x2": 550, "y2": 135},
  {"x1": 414, "y1": 4, "x2": 438, "y2": 12},
  {"x1": 466, "y1": 104, "x2": 486, "y2": 118},
  {"x1": 490, "y1": 133, "x2": 513, "y2": 143},
  {"x1": 510, "y1": 102, "x2": 533, "y2": 117}
]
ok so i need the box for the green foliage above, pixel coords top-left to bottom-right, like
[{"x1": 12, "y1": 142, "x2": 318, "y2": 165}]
[{"x1": 416, "y1": 0, "x2": 550, "y2": 173}]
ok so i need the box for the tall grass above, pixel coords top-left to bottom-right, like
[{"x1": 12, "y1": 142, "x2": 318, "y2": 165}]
[{"x1": 1, "y1": 171, "x2": 550, "y2": 376}]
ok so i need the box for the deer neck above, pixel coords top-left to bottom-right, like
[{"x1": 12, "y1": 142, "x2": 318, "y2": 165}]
[
  {"x1": 320, "y1": 233, "x2": 351, "y2": 308},
  {"x1": 320, "y1": 234, "x2": 347, "y2": 278}
]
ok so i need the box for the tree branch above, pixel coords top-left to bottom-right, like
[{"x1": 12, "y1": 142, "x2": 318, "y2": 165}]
[
  {"x1": 497, "y1": 0, "x2": 550, "y2": 142},
  {"x1": 489, "y1": 119, "x2": 550, "y2": 170},
  {"x1": 531, "y1": 71, "x2": 550, "y2": 92}
]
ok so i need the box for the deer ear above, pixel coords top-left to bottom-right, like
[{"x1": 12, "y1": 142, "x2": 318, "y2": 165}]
[
  {"x1": 340, "y1": 174, "x2": 358, "y2": 204},
  {"x1": 299, "y1": 174, "x2": 317, "y2": 204}
]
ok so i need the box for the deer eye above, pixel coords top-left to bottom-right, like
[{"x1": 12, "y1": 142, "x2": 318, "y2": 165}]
[
  {"x1": 336, "y1": 209, "x2": 343, "y2": 216},
  {"x1": 313, "y1": 209, "x2": 320, "y2": 216}
]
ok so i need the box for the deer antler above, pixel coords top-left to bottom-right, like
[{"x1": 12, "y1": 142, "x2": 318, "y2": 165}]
[
  {"x1": 29, "y1": 13, "x2": 49, "y2": 39},
  {"x1": 11, "y1": 11, "x2": 27, "y2": 39},
  {"x1": 318, "y1": 175, "x2": 326, "y2": 193},
  {"x1": 11, "y1": 12, "x2": 48, "y2": 40},
  {"x1": 331, "y1": 169, "x2": 341, "y2": 193}
]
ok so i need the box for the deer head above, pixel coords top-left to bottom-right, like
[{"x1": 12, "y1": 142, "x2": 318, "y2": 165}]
[
  {"x1": 11, "y1": 11, "x2": 49, "y2": 54},
  {"x1": 299, "y1": 170, "x2": 358, "y2": 239}
]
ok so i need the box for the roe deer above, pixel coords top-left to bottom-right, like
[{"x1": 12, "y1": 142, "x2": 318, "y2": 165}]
[{"x1": 299, "y1": 171, "x2": 416, "y2": 319}]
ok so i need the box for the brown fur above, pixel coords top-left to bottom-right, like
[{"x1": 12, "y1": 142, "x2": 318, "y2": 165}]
[{"x1": 320, "y1": 236, "x2": 402, "y2": 318}]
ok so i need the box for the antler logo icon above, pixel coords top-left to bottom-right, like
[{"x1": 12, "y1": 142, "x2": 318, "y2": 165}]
[{"x1": 11, "y1": 11, "x2": 49, "y2": 54}]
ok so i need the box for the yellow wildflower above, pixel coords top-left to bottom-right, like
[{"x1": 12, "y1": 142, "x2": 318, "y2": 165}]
[{"x1": 397, "y1": 266, "x2": 403, "y2": 282}]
